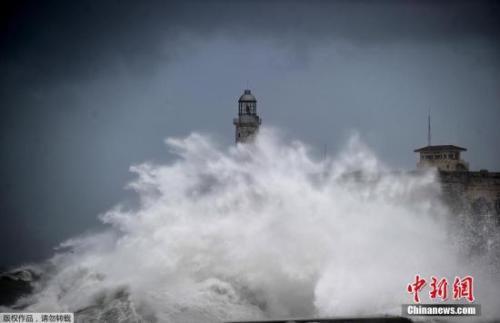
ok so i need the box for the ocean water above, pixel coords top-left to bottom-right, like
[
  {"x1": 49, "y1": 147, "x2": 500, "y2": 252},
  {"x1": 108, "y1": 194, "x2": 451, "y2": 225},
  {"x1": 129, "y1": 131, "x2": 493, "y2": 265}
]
[{"x1": 2, "y1": 128, "x2": 499, "y2": 322}]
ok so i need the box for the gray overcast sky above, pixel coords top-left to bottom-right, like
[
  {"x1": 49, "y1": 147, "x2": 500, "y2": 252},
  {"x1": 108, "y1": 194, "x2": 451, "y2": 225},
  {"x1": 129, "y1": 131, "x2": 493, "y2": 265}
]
[{"x1": 1, "y1": 0, "x2": 499, "y2": 268}]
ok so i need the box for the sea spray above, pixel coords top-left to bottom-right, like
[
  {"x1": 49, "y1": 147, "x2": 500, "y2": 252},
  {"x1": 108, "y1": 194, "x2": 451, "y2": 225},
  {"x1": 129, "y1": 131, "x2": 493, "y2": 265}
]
[{"x1": 8, "y1": 128, "x2": 499, "y2": 322}]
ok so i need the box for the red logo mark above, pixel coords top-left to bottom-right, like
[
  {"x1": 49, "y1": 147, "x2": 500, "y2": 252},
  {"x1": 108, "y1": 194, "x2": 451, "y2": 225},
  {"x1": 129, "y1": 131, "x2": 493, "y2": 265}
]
[
  {"x1": 407, "y1": 274, "x2": 426, "y2": 303},
  {"x1": 453, "y1": 276, "x2": 475, "y2": 302},
  {"x1": 429, "y1": 276, "x2": 448, "y2": 301}
]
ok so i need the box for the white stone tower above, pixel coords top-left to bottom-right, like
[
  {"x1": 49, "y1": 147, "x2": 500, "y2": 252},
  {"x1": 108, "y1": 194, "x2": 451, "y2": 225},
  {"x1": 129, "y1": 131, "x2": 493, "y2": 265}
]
[{"x1": 233, "y1": 89, "x2": 261, "y2": 143}]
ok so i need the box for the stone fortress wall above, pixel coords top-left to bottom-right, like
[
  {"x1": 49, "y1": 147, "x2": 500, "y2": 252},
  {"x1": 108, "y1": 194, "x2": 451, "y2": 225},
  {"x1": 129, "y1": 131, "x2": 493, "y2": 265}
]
[{"x1": 439, "y1": 170, "x2": 500, "y2": 219}]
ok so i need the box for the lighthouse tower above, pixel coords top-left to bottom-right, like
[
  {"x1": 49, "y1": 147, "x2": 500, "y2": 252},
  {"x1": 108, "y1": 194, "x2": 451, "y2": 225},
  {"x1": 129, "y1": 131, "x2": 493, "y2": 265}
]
[{"x1": 233, "y1": 89, "x2": 261, "y2": 143}]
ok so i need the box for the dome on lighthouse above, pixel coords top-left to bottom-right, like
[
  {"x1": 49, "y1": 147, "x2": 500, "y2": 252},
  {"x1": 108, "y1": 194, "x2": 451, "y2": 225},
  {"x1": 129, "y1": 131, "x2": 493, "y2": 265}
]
[{"x1": 238, "y1": 89, "x2": 256, "y2": 102}]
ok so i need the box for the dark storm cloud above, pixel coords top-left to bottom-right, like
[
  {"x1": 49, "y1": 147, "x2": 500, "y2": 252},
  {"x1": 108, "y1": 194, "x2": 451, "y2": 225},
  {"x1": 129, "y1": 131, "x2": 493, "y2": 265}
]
[
  {"x1": 0, "y1": 0, "x2": 499, "y2": 268},
  {"x1": 1, "y1": 0, "x2": 499, "y2": 85}
]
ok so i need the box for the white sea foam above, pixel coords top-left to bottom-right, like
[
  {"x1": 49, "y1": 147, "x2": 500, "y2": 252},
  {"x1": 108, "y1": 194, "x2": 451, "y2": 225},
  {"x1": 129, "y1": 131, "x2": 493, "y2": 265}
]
[{"x1": 12, "y1": 128, "x2": 499, "y2": 322}]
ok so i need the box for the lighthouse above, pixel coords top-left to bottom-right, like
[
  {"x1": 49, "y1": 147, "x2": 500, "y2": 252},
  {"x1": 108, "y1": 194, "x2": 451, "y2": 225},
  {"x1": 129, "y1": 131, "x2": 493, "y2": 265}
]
[{"x1": 233, "y1": 89, "x2": 261, "y2": 143}]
